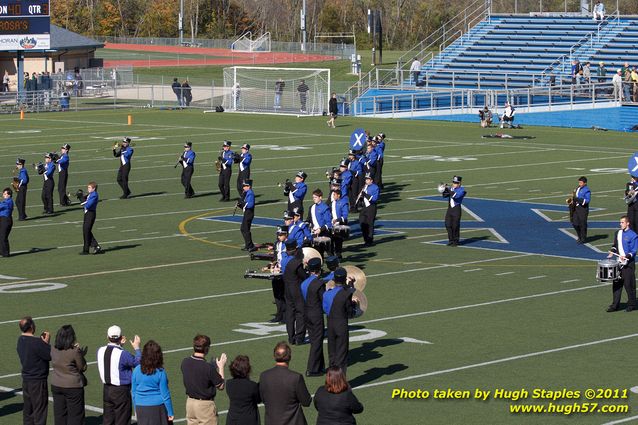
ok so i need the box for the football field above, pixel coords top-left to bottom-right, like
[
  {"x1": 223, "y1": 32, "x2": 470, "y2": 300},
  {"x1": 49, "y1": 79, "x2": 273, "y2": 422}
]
[{"x1": 1, "y1": 109, "x2": 638, "y2": 424}]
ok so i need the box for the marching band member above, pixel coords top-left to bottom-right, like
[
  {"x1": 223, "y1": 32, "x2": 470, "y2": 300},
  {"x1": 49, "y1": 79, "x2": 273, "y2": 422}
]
[
  {"x1": 356, "y1": 151, "x2": 366, "y2": 200},
  {"x1": 330, "y1": 189, "x2": 349, "y2": 258},
  {"x1": 321, "y1": 256, "x2": 340, "y2": 283},
  {"x1": 238, "y1": 179, "x2": 256, "y2": 252},
  {"x1": 80, "y1": 181, "x2": 102, "y2": 255},
  {"x1": 338, "y1": 161, "x2": 352, "y2": 199},
  {"x1": 625, "y1": 175, "x2": 638, "y2": 228},
  {"x1": 442, "y1": 175, "x2": 466, "y2": 247},
  {"x1": 307, "y1": 189, "x2": 333, "y2": 257},
  {"x1": 358, "y1": 173, "x2": 379, "y2": 247},
  {"x1": 572, "y1": 176, "x2": 591, "y2": 244},
  {"x1": 218, "y1": 140, "x2": 234, "y2": 202},
  {"x1": 113, "y1": 137, "x2": 133, "y2": 199},
  {"x1": 269, "y1": 225, "x2": 289, "y2": 323},
  {"x1": 56, "y1": 144, "x2": 72, "y2": 206},
  {"x1": 180, "y1": 142, "x2": 196, "y2": 198},
  {"x1": 375, "y1": 133, "x2": 385, "y2": 188},
  {"x1": 323, "y1": 267, "x2": 357, "y2": 374},
  {"x1": 606, "y1": 215, "x2": 638, "y2": 312},
  {"x1": 15, "y1": 158, "x2": 28, "y2": 221},
  {"x1": 363, "y1": 141, "x2": 378, "y2": 181},
  {"x1": 283, "y1": 239, "x2": 308, "y2": 346},
  {"x1": 289, "y1": 207, "x2": 312, "y2": 248},
  {"x1": 40, "y1": 153, "x2": 55, "y2": 215},
  {"x1": 301, "y1": 257, "x2": 326, "y2": 377},
  {"x1": 0, "y1": 187, "x2": 14, "y2": 257},
  {"x1": 236, "y1": 143, "x2": 252, "y2": 196},
  {"x1": 347, "y1": 151, "x2": 362, "y2": 210},
  {"x1": 284, "y1": 171, "x2": 307, "y2": 215}
]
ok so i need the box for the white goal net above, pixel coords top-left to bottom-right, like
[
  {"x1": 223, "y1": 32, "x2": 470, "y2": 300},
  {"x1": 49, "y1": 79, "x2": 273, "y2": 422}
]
[{"x1": 222, "y1": 66, "x2": 330, "y2": 115}]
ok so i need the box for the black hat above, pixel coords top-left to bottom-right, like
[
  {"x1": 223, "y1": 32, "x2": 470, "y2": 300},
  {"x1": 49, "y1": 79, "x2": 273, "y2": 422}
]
[
  {"x1": 16, "y1": 158, "x2": 25, "y2": 165},
  {"x1": 377, "y1": 133, "x2": 386, "y2": 139},
  {"x1": 122, "y1": 137, "x2": 131, "y2": 144},
  {"x1": 242, "y1": 179, "x2": 253, "y2": 187},
  {"x1": 61, "y1": 143, "x2": 71, "y2": 150},
  {"x1": 579, "y1": 176, "x2": 588, "y2": 183},
  {"x1": 330, "y1": 178, "x2": 342, "y2": 186},
  {"x1": 285, "y1": 239, "x2": 297, "y2": 251},
  {"x1": 325, "y1": 255, "x2": 339, "y2": 270},
  {"x1": 348, "y1": 150, "x2": 356, "y2": 156},
  {"x1": 283, "y1": 210, "x2": 293, "y2": 220},
  {"x1": 452, "y1": 175, "x2": 462, "y2": 184},
  {"x1": 184, "y1": 141, "x2": 192, "y2": 148},
  {"x1": 365, "y1": 173, "x2": 373, "y2": 180},
  {"x1": 334, "y1": 267, "x2": 347, "y2": 284},
  {"x1": 292, "y1": 207, "x2": 302, "y2": 217},
  {"x1": 223, "y1": 140, "x2": 232, "y2": 147},
  {"x1": 339, "y1": 160, "x2": 349, "y2": 168},
  {"x1": 45, "y1": 152, "x2": 52, "y2": 159},
  {"x1": 277, "y1": 225, "x2": 289, "y2": 235},
  {"x1": 296, "y1": 170, "x2": 307, "y2": 179},
  {"x1": 307, "y1": 257, "x2": 322, "y2": 272},
  {"x1": 241, "y1": 143, "x2": 250, "y2": 150}
]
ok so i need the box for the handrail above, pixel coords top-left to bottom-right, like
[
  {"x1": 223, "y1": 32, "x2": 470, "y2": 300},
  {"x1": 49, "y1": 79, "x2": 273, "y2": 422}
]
[{"x1": 440, "y1": 30, "x2": 463, "y2": 53}]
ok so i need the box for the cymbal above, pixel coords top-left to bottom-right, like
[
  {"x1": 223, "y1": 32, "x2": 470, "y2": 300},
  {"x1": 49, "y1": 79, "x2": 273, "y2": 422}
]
[
  {"x1": 302, "y1": 247, "x2": 322, "y2": 266},
  {"x1": 353, "y1": 289, "x2": 368, "y2": 318},
  {"x1": 344, "y1": 265, "x2": 367, "y2": 292},
  {"x1": 325, "y1": 280, "x2": 336, "y2": 290}
]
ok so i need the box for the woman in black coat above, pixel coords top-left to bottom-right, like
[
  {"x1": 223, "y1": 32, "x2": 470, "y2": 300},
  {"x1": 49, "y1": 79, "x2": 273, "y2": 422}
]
[
  {"x1": 313, "y1": 366, "x2": 363, "y2": 425},
  {"x1": 226, "y1": 355, "x2": 261, "y2": 425}
]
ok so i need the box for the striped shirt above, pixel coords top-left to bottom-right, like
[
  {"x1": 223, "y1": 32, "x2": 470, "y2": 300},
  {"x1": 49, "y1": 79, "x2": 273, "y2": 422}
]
[{"x1": 97, "y1": 343, "x2": 141, "y2": 386}]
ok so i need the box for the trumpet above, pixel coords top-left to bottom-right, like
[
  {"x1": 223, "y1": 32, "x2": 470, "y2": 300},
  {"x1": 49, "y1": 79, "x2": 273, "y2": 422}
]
[
  {"x1": 277, "y1": 178, "x2": 291, "y2": 188},
  {"x1": 113, "y1": 141, "x2": 136, "y2": 149},
  {"x1": 437, "y1": 182, "x2": 448, "y2": 194},
  {"x1": 174, "y1": 153, "x2": 184, "y2": 169},
  {"x1": 33, "y1": 162, "x2": 45, "y2": 174}
]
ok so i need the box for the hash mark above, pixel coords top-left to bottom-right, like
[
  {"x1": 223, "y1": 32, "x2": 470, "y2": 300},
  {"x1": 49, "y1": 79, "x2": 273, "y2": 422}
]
[
  {"x1": 464, "y1": 268, "x2": 482, "y2": 272},
  {"x1": 495, "y1": 271, "x2": 515, "y2": 276},
  {"x1": 528, "y1": 275, "x2": 547, "y2": 280},
  {"x1": 560, "y1": 279, "x2": 580, "y2": 283}
]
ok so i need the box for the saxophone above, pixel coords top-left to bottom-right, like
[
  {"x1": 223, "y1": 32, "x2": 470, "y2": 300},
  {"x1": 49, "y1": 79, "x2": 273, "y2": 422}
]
[{"x1": 566, "y1": 189, "x2": 576, "y2": 221}]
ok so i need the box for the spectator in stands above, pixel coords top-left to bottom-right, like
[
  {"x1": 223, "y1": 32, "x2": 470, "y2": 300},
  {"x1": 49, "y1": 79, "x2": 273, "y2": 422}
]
[
  {"x1": 172, "y1": 78, "x2": 182, "y2": 106},
  {"x1": 632, "y1": 67, "x2": 638, "y2": 102},
  {"x1": 2, "y1": 70, "x2": 9, "y2": 92},
  {"x1": 597, "y1": 61, "x2": 607, "y2": 84},
  {"x1": 313, "y1": 366, "x2": 363, "y2": 425},
  {"x1": 623, "y1": 68, "x2": 633, "y2": 102},
  {"x1": 51, "y1": 324, "x2": 87, "y2": 425},
  {"x1": 571, "y1": 60, "x2": 582, "y2": 85},
  {"x1": 182, "y1": 80, "x2": 192, "y2": 107},
  {"x1": 17, "y1": 316, "x2": 51, "y2": 425},
  {"x1": 97, "y1": 325, "x2": 141, "y2": 425},
  {"x1": 500, "y1": 102, "x2": 516, "y2": 129},
  {"x1": 613, "y1": 69, "x2": 623, "y2": 101},
  {"x1": 180, "y1": 334, "x2": 226, "y2": 425},
  {"x1": 478, "y1": 106, "x2": 492, "y2": 128},
  {"x1": 226, "y1": 355, "x2": 261, "y2": 425},
  {"x1": 259, "y1": 341, "x2": 311, "y2": 425},
  {"x1": 593, "y1": 1, "x2": 605, "y2": 21},
  {"x1": 409, "y1": 57, "x2": 421, "y2": 85},
  {"x1": 583, "y1": 62, "x2": 591, "y2": 85},
  {"x1": 132, "y1": 340, "x2": 174, "y2": 424}
]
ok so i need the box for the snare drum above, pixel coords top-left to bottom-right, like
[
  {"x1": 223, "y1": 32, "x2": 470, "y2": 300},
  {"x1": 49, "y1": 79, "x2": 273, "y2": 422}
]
[
  {"x1": 596, "y1": 259, "x2": 620, "y2": 283},
  {"x1": 312, "y1": 236, "x2": 332, "y2": 256},
  {"x1": 333, "y1": 224, "x2": 351, "y2": 239}
]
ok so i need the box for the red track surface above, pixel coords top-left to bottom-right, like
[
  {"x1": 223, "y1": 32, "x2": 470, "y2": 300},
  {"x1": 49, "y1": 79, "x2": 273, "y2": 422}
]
[{"x1": 103, "y1": 43, "x2": 338, "y2": 68}]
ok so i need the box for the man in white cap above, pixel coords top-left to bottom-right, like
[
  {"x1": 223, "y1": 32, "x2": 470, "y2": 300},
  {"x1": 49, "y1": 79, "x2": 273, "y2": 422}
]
[
  {"x1": 612, "y1": 69, "x2": 623, "y2": 101},
  {"x1": 97, "y1": 325, "x2": 141, "y2": 425}
]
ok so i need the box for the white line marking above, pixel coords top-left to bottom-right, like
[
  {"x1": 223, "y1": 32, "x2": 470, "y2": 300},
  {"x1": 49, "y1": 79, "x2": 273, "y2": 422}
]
[
  {"x1": 464, "y1": 268, "x2": 482, "y2": 273},
  {"x1": 353, "y1": 332, "x2": 638, "y2": 391},
  {"x1": 495, "y1": 272, "x2": 515, "y2": 276},
  {"x1": 0, "y1": 385, "x2": 104, "y2": 413},
  {"x1": 120, "y1": 229, "x2": 137, "y2": 232},
  {"x1": 561, "y1": 279, "x2": 580, "y2": 283},
  {"x1": 603, "y1": 415, "x2": 638, "y2": 425},
  {"x1": 528, "y1": 275, "x2": 547, "y2": 280}
]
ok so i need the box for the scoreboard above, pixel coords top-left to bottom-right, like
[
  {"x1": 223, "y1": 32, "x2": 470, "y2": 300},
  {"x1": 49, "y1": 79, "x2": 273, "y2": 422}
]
[{"x1": 0, "y1": 0, "x2": 50, "y2": 51}]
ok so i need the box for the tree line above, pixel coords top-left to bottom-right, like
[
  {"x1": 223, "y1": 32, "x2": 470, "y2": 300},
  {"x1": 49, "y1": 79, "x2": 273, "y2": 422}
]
[{"x1": 51, "y1": 0, "x2": 638, "y2": 49}]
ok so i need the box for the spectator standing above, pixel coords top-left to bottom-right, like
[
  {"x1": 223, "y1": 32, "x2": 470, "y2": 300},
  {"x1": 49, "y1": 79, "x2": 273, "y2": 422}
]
[
  {"x1": 3, "y1": 70, "x2": 9, "y2": 91},
  {"x1": 409, "y1": 57, "x2": 421, "y2": 84},
  {"x1": 226, "y1": 355, "x2": 261, "y2": 425},
  {"x1": 17, "y1": 316, "x2": 51, "y2": 425},
  {"x1": 613, "y1": 69, "x2": 623, "y2": 101},
  {"x1": 624, "y1": 68, "x2": 633, "y2": 102},
  {"x1": 327, "y1": 93, "x2": 338, "y2": 128},
  {"x1": 131, "y1": 340, "x2": 174, "y2": 425},
  {"x1": 583, "y1": 62, "x2": 592, "y2": 86},
  {"x1": 259, "y1": 342, "x2": 311, "y2": 425},
  {"x1": 96, "y1": 325, "x2": 141, "y2": 425},
  {"x1": 597, "y1": 61, "x2": 607, "y2": 84},
  {"x1": 51, "y1": 325, "x2": 87, "y2": 425},
  {"x1": 631, "y1": 67, "x2": 638, "y2": 102},
  {"x1": 172, "y1": 78, "x2": 182, "y2": 106},
  {"x1": 182, "y1": 80, "x2": 192, "y2": 106},
  {"x1": 313, "y1": 367, "x2": 363, "y2": 425},
  {"x1": 232, "y1": 83, "x2": 241, "y2": 110},
  {"x1": 274, "y1": 78, "x2": 285, "y2": 109},
  {"x1": 180, "y1": 334, "x2": 227, "y2": 425},
  {"x1": 297, "y1": 80, "x2": 309, "y2": 113}
]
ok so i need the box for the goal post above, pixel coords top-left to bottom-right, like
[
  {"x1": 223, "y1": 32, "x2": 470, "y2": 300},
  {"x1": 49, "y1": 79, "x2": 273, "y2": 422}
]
[{"x1": 222, "y1": 66, "x2": 330, "y2": 115}]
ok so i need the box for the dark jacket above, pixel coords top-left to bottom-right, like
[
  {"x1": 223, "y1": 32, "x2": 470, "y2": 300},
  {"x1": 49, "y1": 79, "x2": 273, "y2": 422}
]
[
  {"x1": 259, "y1": 365, "x2": 311, "y2": 425},
  {"x1": 226, "y1": 377, "x2": 261, "y2": 425},
  {"x1": 313, "y1": 386, "x2": 363, "y2": 425},
  {"x1": 329, "y1": 98, "x2": 338, "y2": 115}
]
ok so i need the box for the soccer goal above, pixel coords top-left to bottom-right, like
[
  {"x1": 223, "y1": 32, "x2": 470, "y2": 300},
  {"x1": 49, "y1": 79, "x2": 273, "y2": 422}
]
[
  {"x1": 231, "y1": 32, "x2": 272, "y2": 52},
  {"x1": 221, "y1": 66, "x2": 331, "y2": 115}
]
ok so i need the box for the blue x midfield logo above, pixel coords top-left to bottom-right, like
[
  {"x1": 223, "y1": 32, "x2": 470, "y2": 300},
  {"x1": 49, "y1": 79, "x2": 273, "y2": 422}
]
[{"x1": 203, "y1": 197, "x2": 618, "y2": 261}]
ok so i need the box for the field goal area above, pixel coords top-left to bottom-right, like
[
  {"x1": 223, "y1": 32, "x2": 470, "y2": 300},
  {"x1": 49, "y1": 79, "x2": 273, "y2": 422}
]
[{"x1": 221, "y1": 66, "x2": 330, "y2": 116}]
